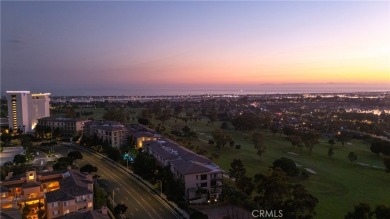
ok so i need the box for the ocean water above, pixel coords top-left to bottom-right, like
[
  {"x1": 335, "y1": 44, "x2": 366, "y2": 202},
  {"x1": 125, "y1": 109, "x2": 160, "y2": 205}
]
[{"x1": 50, "y1": 83, "x2": 389, "y2": 96}]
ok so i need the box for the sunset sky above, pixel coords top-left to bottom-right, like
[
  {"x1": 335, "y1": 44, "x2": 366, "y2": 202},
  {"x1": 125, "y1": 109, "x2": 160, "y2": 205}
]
[{"x1": 1, "y1": 1, "x2": 389, "y2": 95}]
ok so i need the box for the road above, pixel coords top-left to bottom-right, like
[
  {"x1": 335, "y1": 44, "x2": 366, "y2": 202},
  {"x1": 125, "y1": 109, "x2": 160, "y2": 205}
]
[{"x1": 54, "y1": 144, "x2": 180, "y2": 219}]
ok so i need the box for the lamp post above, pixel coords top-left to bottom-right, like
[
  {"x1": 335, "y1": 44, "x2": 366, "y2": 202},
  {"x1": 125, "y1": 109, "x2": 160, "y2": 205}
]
[{"x1": 112, "y1": 188, "x2": 119, "y2": 204}]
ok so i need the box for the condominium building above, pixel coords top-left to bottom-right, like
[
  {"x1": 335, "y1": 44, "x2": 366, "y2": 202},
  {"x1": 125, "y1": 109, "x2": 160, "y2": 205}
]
[
  {"x1": 6, "y1": 91, "x2": 50, "y2": 133},
  {"x1": 127, "y1": 124, "x2": 161, "y2": 148},
  {"x1": 0, "y1": 169, "x2": 94, "y2": 219},
  {"x1": 45, "y1": 170, "x2": 94, "y2": 219},
  {"x1": 144, "y1": 139, "x2": 223, "y2": 203},
  {"x1": 37, "y1": 117, "x2": 89, "y2": 137},
  {"x1": 84, "y1": 121, "x2": 127, "y2": 148}
]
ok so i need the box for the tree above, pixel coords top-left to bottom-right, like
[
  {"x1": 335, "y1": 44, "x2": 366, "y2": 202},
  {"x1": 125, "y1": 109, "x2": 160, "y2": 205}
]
[
  {"x1": 375, "y1": 204, "x2": 390, "y2": 219},
  {"x1": 345, "y1": 203, "x2": 372, "y2": 219},
  {"x1": 0, "y1": 132, "x2": 12, "y2": 145},
  {"x1": 68, "y1": 151, "x2": 83, "y2": 162},
  {"x1": 328, "y1": 139, "x2": 336, "y2": 147},
  {"x1": 37, "y1": 201, "x2": 46, "y2": 219},
  {"x1": 157, "y1": 109, "x2": 171, "y2": 125},
  {"x1": 231, "y1": 112, "x2": 259, "y2": 131},
  {"x1": 253, "y1": 132, "x2": 266, "y2": 160},
  {"x1": 301, "y1": 131, "x2": 320, "y2": 154},
  {"x1": 21, "y1": 203, "x2": 31, "y2": 219},
  {"x1": 220, "y1": 121, "x2": 229, "y2": 130},
  {"x1": 106, "y1": 147, "x2": 122, "y2": 162},
  {"x1": 138, "y1": 117, "x2": 150, "y2": 125},
  {"x1": 207, "y1": 108, "x2": 218, "y2": 125},
  {"x1": 272, "y1": 157, "x2": 299, "y2": 177},
  {"x1": 348, "y1": 152, "x2": 357, "y2": 163},
  {"x1": 80, "y1": 164, "x2": 98, "y2": 173},
  {"x1": 114, "y1": 203, "x2": 128, "y2": 215},
  {"x1": 133, "y1": 152, "x2": 156, "y2": 180},
  {"x1": 287, "y1": 135, "x2": 302, "y2": 150},
  {"x1": 13, "y1": 154, "x2": 26, "y2": 164},
  {"x1": 336, "y1": 132, "x2": 351, "y2": 147},
  {"x1": 229, "y1": 159, "x2": 246, "y2": 180},
  {"x1": 383, "y1": 156, "x2": 390, "y2": 173},
  {"x1": 53, "y1": 157, "x2": 73, "y2": 170},
  {"x1": 328, "y1": 147, "x2": 334, "y2": 160},
  {"x1": 93, "y1": 184, "x2": 107, "y2": 209},
  {"x1": 182, "y1": 126, "x2": 191, "y2": 136},
  {"x1": 212, "y1": 129, "x2": 231, "y2": 150},
  {"x1": 235, "y1": 175, "x2": 254, "y2": 196},
  {"x1": 253, "y1": 169, "x2": 318, "y2": 218},
  {"x1": 370, "y1": 142, "x2": 382, "y2": 156}
]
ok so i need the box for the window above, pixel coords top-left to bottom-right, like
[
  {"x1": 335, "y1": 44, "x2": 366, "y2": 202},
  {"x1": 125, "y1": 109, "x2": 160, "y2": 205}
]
[
  {"x1": 2, "y1": 193, "x2": 6, "y2": 198},
  {"x1": 196, "y1": 175, "x2": 198, "y2": 180},
  {"x1": 63, "y1": 201, "x2": 67, "y2": 206},
  {"x1": 53, "y1": 210, "x2": 59, "y2": 215},
  {"x1": 88, "y1": 202, "x2": 93, "y2": 208},
  {"x1": 82, "y1": 195, "x2": 86, "y2": 201},
  {"x1": 64, "y1": 209, "x2": 69, "y2": 214},
  {"x1": 200, "y1": 174, "x2": 207, "y2": 180},
  {"x1": 201, "y1": 182, "x2": 207, "y2": 187},
  {"x1": 52, "y1": 202, "x2": 58, "y2": 207},
  {"x1": 28, "y1": 173, "x2": 34, "y2": 180}
]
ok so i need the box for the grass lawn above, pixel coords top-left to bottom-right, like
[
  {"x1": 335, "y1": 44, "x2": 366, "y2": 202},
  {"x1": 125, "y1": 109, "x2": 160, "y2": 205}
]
[{"x1": 158, "y1": 117, "x2": 390, "y2": 219}]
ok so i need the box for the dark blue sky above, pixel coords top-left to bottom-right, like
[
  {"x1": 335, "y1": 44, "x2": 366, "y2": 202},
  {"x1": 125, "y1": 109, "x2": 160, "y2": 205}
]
[{"x1": 1, "y1": 1, "x2": 389, "y2": 96}]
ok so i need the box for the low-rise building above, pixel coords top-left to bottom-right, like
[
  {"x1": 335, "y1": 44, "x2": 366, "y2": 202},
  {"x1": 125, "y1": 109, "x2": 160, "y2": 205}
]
[
  {"x1": 0, "y1": 169, "x2": 94, "y2": 219},
  {"x1": 127, "y1": 124, "x2": 161, "y2": 148},
  {"x1": 37, "y1": 117, "x2": 89, "y2": 137},
  {"x1": 84, "y1": 121, "x2": 127, "y2": 148},
  {"x1": 144, "y1": 139, "x2": 223, "y2": 202}
]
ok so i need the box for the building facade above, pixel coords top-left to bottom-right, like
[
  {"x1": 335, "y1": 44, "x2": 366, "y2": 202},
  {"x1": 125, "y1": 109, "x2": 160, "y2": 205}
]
[
  {"x1": 145, "y1": 139, "x2": 223, "y2": 202},
  {"x1": 0, "y1": 169, "x2": 93, "y2": 219},
  {"x1": 37, "y1": 117, "x2": 89, "y2": 137},
  {"x1": 84, "y1": 121, "x2": 128, "y2": 148},
  {"x1": 6, "y1": 91, "x2": 50, "y2": 133}
]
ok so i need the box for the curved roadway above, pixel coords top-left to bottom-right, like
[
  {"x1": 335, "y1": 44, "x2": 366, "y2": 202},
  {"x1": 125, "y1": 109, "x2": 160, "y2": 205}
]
[{"x1": 55, "y1": 144, "x2": 180, "y2": 219}]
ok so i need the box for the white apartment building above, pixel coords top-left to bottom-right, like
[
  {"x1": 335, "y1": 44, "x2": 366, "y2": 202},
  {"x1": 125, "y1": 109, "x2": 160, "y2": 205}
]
[{"x1": 6, "y1": 91, "x2": 50, "y2": 133}]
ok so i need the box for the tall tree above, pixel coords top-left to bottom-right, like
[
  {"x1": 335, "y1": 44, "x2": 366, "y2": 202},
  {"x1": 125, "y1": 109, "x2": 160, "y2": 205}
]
[
  {"x1": 301, "y1": 131, "x2": 320, "y2": 154},
  {"x1": 207, "y1": 108, "x2": 218, "y2": 125},
  {"x1": 272, "y1": 157, "x2": 299, "y2": 177},
  {"x1": 253, "y1": 169, "x2": 318, "y2": 218},
  {"x1": 370, "y1": 142, "x2": 382, "y2": 156},
  {"x1": 328, "y1": 147, "x2": 334, "y2": 160},
  {"x1": 235, "y1": 175, "x2": 254, "y2": 196},
  {"x1": 345, "y1": 203, "x2": 372, "y2": 219},
  {"x1": 13, "y1": 154, "x2": 26, "y2": 164},
  {"x1": 229, "y1": 159, "x2": 246, "y2": 180},
  {"x1": 375, "y1": 204, "x2": 390, "y2": 219},
  {"x1": 253, "y1": 132, "x2": 266, "y2": 160},
  {"x1": 212, "y1": 129, "x2": 231, "y2": 150},
  {"x1": 348, "y1": 152, "x2": 358, "y2": 163}
]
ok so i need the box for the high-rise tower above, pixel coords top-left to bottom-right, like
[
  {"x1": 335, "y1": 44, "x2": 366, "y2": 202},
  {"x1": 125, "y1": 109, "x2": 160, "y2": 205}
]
[{"x1": 6, "y1": 91, "x2": 50, "y2": 133}]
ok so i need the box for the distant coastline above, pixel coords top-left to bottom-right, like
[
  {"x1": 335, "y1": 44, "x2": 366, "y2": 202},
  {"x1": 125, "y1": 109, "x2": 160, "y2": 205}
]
[{"x1": 2, "y1": 83, "x2": 389, "y2": 96}]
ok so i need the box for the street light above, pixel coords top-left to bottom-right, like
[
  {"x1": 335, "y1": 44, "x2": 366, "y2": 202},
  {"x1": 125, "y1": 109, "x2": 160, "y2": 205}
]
[{"x1": 112, "y1": 188, "x2": 119, "y2": 204}]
